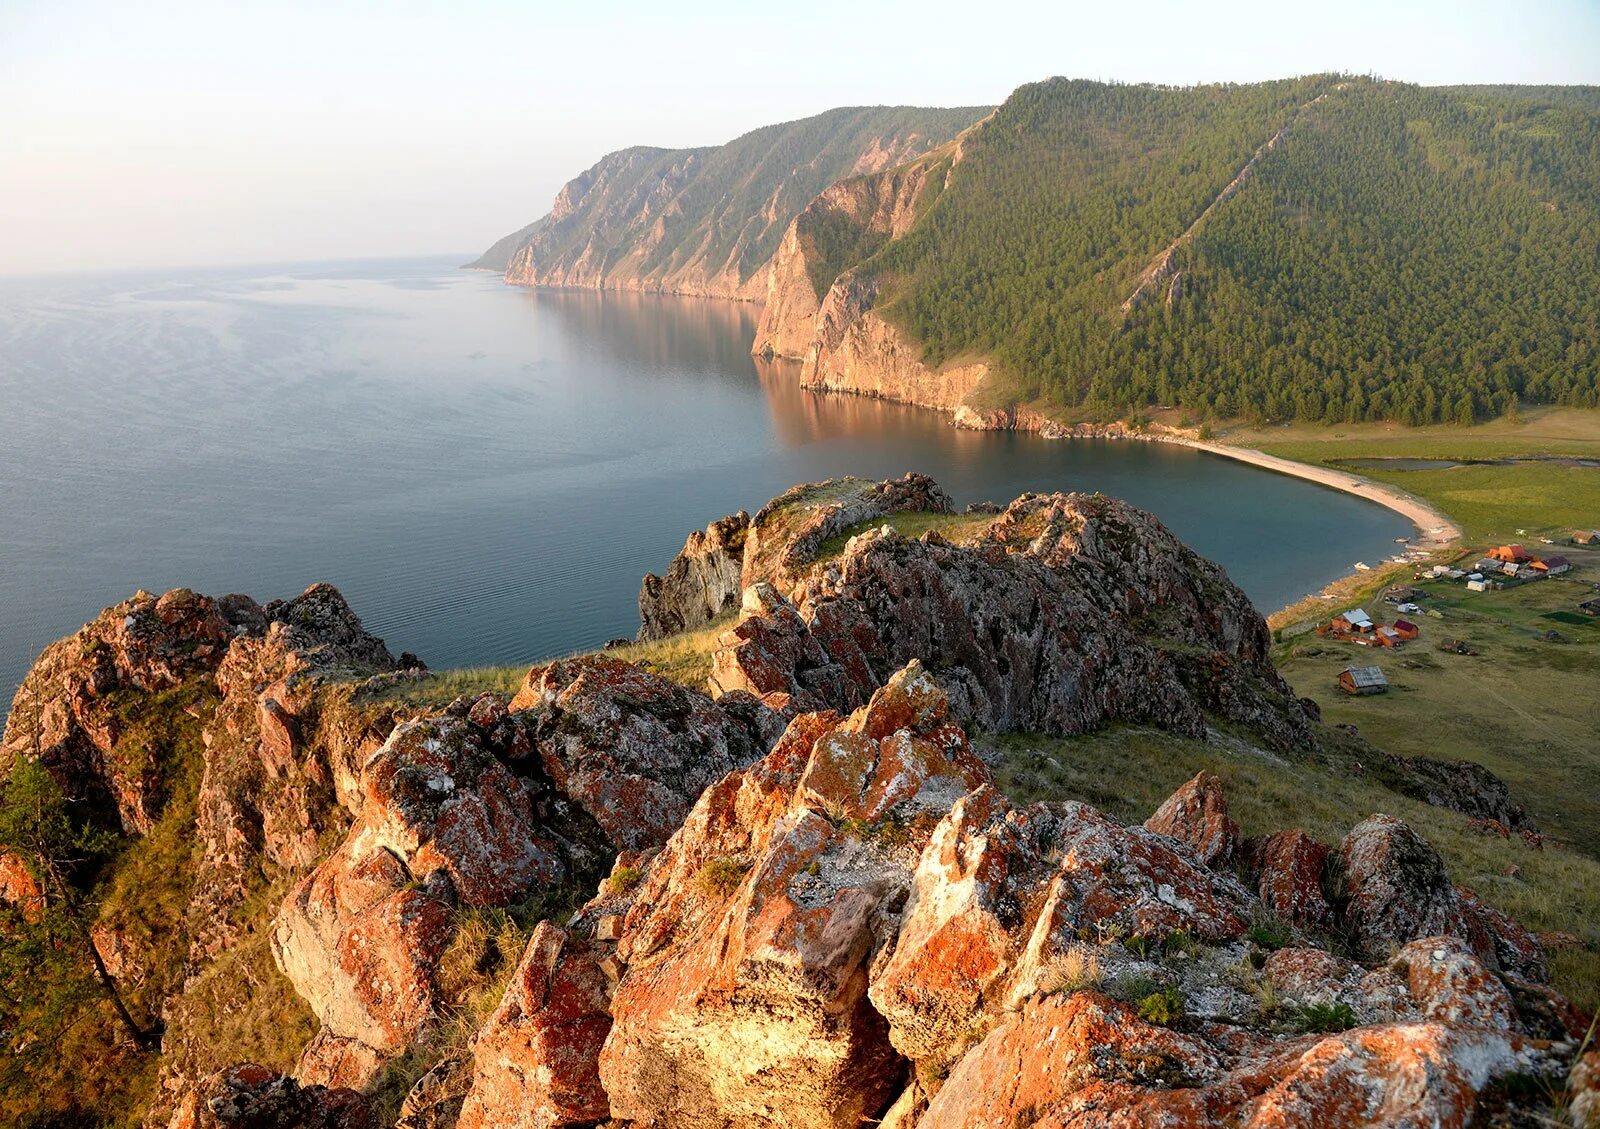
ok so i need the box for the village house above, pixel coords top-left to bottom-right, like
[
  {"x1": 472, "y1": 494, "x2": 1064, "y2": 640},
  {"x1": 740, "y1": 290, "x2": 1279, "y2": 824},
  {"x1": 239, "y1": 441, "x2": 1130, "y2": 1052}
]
[
  {"x1": 1531, "y1": 555, "x2": 1572, "y2": 576},
  {"x1": 1383, "y1": 584, "x2": 1421, "y2": 605},
  {"x1": 1392, "y1": 618, "x2": 1420, "y2": 640},
  {"x1": 1374, "y1": 625, "x2": 1404, "y2": 647},
  {"x1": 1339, "y1": 665, "x2": 1388, "y2": 695},
  {"x1": 1332, "y1": 608, "x2": 1375, "y2": 634},
  {"x1": 1571, "y1": 529, "x2": 1599, "y2": 546},
  {"x1": 1489, "y1": 544, "x2": 1535, "y2": 564},
  {"x1": 1579, "y1": 597, "x2": 1600, "y2": 618}
]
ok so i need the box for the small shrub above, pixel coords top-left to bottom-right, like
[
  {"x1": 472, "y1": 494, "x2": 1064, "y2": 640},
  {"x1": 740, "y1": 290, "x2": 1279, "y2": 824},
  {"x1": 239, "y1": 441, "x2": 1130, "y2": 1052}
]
[
  {"x1": 604, "y1": 865, "x2": 642, "y2": 896},
  {"x1": 1247, "y1": 912, "x2": 1292, "y2": 951},
  {"x1": 1297, "y1": 1001, "x2": 1358, "y2": 1033},
  {"x1": 1107, "y1": 971, "x2": 1162, "y2": 1004},
  {"x1": 697, "y1": 856, "x2": 750, "y2": 898},
  {"x1": 1136, "y1": 985, "x2": 1186, "y2": 1026},
  {"x1": 1162, "y1": 929, "x2": 1199, "y2": 958},
  {"x1": 1123, "y1": 933, "x2": 1155, "y2": 959}
]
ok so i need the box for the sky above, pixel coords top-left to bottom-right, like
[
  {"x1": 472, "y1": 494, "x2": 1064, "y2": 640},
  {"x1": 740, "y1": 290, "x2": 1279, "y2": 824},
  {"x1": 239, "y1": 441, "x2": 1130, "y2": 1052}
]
[{"x1": 2, "y1": 0, "x2": 1597, "y2": 275}]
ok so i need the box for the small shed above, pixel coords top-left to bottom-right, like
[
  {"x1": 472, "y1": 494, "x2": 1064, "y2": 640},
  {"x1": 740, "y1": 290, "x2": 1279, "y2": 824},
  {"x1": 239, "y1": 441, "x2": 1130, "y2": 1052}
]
[
  {"x1": 1467, "y1": 579, "x2": 1491, "y2": 593},
  {"x1": 1384, "y1": 585, "x2": 1421, "y2": 605},
  {"x1": 1579, "y1": 598, "x2": 1600, "y2": 618},
  {"x1": 1393, "y1": 619, "x2": 1420, "y2": 640},
  {"x1": 1339, "y1": 666, "x2": 1388, "y2": 695},
  {"x1": 1375, "y1": 626, "x2": 1404, "y2": 647}
]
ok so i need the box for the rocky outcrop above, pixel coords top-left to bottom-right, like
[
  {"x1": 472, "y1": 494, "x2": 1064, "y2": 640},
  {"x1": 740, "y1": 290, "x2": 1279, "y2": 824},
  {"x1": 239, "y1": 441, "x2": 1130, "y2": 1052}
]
[
  {"x1": 270, "y1": 709, "x2": 601, "y2": 1056},
  {"x1": 1245, "y1": 829, "x2": 1337, "y2": 933},
  {"x1": 428, "y1": 665, "x2": 1579, "y2": 1129},
  {"x1": 1143, "y1": 769, "x2": 1240, "y2": 867},
  {"x1": 638, "y1": 511, "x2": 748, "y2": 641},
  {"x1": 597, "y1": 662, "x2": 982, "y2": 1128},
  {"x1": 3, "y1": 587, "x2": 247, "y2": 831},
  {"x1": 508, "y1": 655, "x2": 778, "y2": 850},
  {"x1": 165, "y1": 1063, "x2": 371, "y2": 1129},
  {"x1": 455, "y1": 922, "x2": 613, "y2": 1129},
  {"x1": 706, "y1": 485, "x2": 1319, "y2": 752},
  {"x1": 471, "y1": 106, "x2": 987, "y2": 297}
]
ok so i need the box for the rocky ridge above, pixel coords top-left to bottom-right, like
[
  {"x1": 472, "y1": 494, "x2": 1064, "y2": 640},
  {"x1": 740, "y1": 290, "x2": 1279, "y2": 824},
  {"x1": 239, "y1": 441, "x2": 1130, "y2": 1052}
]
[{"x1": 2, "y1": 482, "x2": 1594, "y2": 1127}]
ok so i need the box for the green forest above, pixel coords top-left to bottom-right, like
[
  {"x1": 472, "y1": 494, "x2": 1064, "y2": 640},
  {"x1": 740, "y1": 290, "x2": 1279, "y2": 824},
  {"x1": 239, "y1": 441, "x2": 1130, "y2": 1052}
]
[{"x1": 829, "y1": 77, "x2": 1600, "y2": 424}]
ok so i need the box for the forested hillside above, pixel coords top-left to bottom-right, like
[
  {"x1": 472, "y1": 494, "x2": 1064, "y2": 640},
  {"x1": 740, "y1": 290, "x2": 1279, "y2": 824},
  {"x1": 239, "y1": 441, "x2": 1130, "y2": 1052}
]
[
  {"x1": 814, "y1": 76, "x2": 1600, "y2": 424},
  {"x1": 469, "y1": 105, "x2": 987, "y2": 297}
]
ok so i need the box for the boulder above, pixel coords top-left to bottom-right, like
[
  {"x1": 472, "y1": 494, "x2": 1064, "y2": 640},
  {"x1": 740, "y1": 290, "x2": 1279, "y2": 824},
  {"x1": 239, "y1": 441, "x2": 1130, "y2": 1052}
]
[
  {"x1": 598, "y1": 661, "x2": 986, "y2": 1128},
  {"x1": 510, "y1": 654, "x2": 775, "y2": 849},
  {"x1": 1338, "y1": 816, "x2": 1546, "y2": 979},
  {"x1": 1339, "y1": 815, "x2": 1473, "y2": 961},
  {"x1": 638, "y1": 510, "x2": 749, "y2": 641},
  {"x1": 456, "y1": 923, "x2": 612, "y2": 1129},
  {"x1": 294, "y1": 1029, "x2": 387, "y2": 1093},
  {"x1": 165, "y1": 1063, "x2": 372, "y2": 1129},
  {"x1": 1394, "y1": 936, "x2": 1515, "y2": 1029},
  {"x1": 1245, "y1": 830, "x2": 1336, "y2": 933},
  {"x1": 1144, "y1": 769, "x2": 1240, "y2": 867},
  {"x1": 870, "y1": 787, "x2": 1252, "y2": 1071}
]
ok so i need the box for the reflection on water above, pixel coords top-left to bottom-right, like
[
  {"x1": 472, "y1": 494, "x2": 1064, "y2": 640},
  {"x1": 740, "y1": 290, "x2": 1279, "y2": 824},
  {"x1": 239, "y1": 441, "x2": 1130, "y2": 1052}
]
[{"x1": 0, "y1": 258, "x2": 1409, "y2": 702}]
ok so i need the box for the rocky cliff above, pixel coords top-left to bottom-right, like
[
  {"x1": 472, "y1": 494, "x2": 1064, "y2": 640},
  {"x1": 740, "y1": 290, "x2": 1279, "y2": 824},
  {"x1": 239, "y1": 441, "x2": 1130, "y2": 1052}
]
[
  {"x1": 2, "y1": 484, "x2": 1595, "y2": 1127},
  {"x1": 468, "y1": 105, "x2": 989, "y2": 299},
  {"x1": 752, "y1": 120, "x2": 1000, "y2": 416}
]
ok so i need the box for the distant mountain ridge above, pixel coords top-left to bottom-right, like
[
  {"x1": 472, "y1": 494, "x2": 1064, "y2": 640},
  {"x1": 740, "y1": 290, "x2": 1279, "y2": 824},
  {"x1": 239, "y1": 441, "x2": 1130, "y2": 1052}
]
[{"x1": 467, "y1": 105, "x2": 989, "y2": 299}]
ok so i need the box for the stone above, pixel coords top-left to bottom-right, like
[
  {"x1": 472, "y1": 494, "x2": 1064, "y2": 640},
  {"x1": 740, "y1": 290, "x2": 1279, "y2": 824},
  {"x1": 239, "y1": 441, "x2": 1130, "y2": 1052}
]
[
  {"x1": 638, "y1": 510, "x2": 749, "y2": 641},
  {"x1": 511, "y1": 654, "x2": 776, "y2": 850},
  {"x1": 707, "y1": 489, "x2": 1320, "y2": 752},
  {"x1": 1245, "y1": 830, "x2": 1336, "y2": 933},
  {"x1": 1339, "y1": 815, "x2": 1472, "y2": 961},
  {"x1": 294, "y1": 1029, "x2": 387, "y2": 1093},
  {"x1": 272, "y1": 714, "x2": 573, "y2": 1054},
  {"x1": 394, "y1": 1058, "x2": 468, "y2": 1129},
  {"x1": 1144, "y1": 770, "x2": 1240, "y2": 867},
  {"x1": 1394, "y1": 936, "x2": 1515, "y2": 1029},
  {"x1": 598, "y1": 662, "x2": 986, "y2": 1128},
  {"x1": 165, "y1": 1063, "x2": 373, "y2": 1129},
  {"x1": 0, "y1": 849, "x2": 45, "y2": 924}
]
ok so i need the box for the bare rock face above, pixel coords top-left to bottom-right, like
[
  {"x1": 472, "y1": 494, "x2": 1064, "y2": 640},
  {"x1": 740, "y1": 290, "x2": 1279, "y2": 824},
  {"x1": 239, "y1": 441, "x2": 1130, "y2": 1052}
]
[
  {"x1": 597, "y1": 662, "x2": 986, "y2": 1128},
  {"x1": 0, "y1": 848, "x2": 45, "y2": 924},
  {"x1": 1144, "y1": 769, "x2": 1241, "y2": 867},
  {"x1": 165, "y1": 1063, "x2": 372, "y2": 1129},
  {"x1": 2, "y1": 587, "x2": 244, "y2": 831},
  {"x1": 638, "y1": 511, "x2": 748, "y2": 641},
  {"x1": 509, "y1": 655, "x2": 776, "y2": 850},
  {"x1": 271, "y1": 712, "x2": 598, "y2": 1056},
  {"x1": 870, "y1": 786, "x2": 1252, "y2": 1073},
  {"x1": 189, "y1": 583, "x2": 402, "y2": 964},
  {"x1": 709, "y1": 489, "x2": 1317, "y2": 751},
  {"x1": 455, "y1": 922, "x2": 613, "y2": 1129}
]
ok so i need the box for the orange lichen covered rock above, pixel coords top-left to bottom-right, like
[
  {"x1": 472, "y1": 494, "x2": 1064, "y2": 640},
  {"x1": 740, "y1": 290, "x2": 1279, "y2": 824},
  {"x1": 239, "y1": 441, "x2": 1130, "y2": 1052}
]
[
  {"x1": 1395, "y1": 936, "x2": 1516, "y2": 1029},
  {"x1": 456, "y1": 922, "x2": 612, "y2": 1129},
  {"x1": 165, "y1": 1063, "x2": 373, "y2": 1129},
  {"x1": 272, "y1": 714, "x2": 571, "y2": 1055},
  {"x1": 510, "y1": 654, "x2": 774, "y2": 850},
  {"x1": 1244, "y1": 829, "x2": 1335, "y2": 933},
  {"x1": 871, "y1": 786, "x2": 1252, "y2": 1069},
  {"x1": 598, "y1": 661, "x2": 986, "y2": 1128},
  {"x1": 1144, "y1": 770, "x2": 1240, "y2": 867}
]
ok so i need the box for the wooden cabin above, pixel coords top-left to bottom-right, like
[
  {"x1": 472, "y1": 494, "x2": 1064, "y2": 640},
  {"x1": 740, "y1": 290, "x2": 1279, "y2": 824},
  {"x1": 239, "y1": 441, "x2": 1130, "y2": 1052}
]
[
  {"x1": 1339, "y1": 666, "x2": 1388, "y2": 695},
  {"x1": 1392, "y1": 619, "x2": 1420, "y2": 641},
  {"x1": 1531, "y1": 556, "x2": 1572, "y2": 576}
]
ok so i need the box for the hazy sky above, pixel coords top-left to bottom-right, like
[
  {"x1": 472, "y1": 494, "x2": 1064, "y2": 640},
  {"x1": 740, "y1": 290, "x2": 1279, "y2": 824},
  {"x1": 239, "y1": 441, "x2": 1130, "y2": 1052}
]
[{"x1": 2, "y1": 0, "x2": 1597, "y2": 275}]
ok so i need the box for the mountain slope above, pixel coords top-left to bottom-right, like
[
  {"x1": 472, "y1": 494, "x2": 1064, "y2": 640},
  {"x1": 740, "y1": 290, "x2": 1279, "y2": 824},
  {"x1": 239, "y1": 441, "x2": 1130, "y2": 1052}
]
[
  {"x1": 759, "y1": 76, "x2": 1600, "y2": 425},
  {"x1": 468, "y1": 105, "x2": 989, "y2": 299}
]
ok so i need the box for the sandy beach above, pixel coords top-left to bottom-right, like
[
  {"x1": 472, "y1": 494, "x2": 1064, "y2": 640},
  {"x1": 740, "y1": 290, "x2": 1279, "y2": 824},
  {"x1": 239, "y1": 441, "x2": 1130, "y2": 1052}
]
[{"x1": 1171, "y1": 437, "x2": 1463, "y2": 547}]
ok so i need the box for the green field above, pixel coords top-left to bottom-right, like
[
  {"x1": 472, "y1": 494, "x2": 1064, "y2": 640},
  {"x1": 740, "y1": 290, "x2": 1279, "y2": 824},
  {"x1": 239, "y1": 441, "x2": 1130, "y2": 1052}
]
[{"x1": 1232, "y1": 406, "x2": 1600, "y2": 541}]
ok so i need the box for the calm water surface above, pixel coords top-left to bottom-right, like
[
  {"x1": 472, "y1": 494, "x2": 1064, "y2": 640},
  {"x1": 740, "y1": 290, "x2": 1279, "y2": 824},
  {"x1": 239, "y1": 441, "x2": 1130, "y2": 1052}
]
[{"x1": 0, "y1": 257, "x2": 1408, "y2": 700}]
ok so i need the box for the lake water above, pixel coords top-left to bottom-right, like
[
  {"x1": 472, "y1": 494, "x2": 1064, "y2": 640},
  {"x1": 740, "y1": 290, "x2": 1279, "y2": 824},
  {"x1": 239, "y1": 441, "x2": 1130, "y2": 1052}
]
[{"x1": 0, "y1": 256, "x2": 1408, "y2": 701}]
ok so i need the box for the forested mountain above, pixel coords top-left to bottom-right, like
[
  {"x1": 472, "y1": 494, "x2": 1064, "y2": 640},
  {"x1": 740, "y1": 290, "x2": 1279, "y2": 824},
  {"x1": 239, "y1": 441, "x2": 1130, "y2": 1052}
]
[
  {"x1": 468, "y1": 105, "x2": 988, "y2": 298},
  {"x1": 772, "y1": 76, "x2": 1600, "y2": 424}
]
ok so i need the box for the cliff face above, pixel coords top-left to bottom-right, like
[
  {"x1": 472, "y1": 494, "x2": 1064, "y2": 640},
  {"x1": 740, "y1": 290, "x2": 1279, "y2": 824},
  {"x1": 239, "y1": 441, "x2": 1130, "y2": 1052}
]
[
  {"x1": 469, "y1": 105, "x2": 990, "y2": 299},
  {"x1": 753, "y1": 118, "x2": 998, "y2": 416}
]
